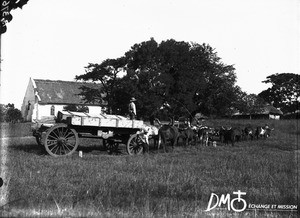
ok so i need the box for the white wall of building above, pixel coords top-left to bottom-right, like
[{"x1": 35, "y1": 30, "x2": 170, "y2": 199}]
[
  {"x1": 269, "y1": 114, "x2": 280, "y2": 120},
  {"x1": 32, "y1": 104, "x2": 102, "y2": 122},
  {"x1": 21, "y1": 78, "x2": 36, "y2": 122},
  {"x1": 34, "y1": 104, "x2": 64, "y2": 121}
]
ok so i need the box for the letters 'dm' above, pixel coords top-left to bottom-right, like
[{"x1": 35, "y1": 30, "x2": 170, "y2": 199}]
[{"x1": 205, "y1": 190, "x2": 247, "y2": 212}]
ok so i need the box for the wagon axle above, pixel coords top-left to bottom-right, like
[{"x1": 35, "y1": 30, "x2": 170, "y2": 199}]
[{"x1": 57, "y1": 137, "x2": 66, "y2": 146}]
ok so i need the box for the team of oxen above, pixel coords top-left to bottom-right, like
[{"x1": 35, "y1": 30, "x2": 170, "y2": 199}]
[{"x1": 140, "y1": 119, "x2": 274, "y2": 152}]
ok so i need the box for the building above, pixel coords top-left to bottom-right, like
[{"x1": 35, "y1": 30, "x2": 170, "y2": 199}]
[
  {"x1": 231, "y1": 105, "x2": 283, "y2": 120},
  {"x1": 21, "y1": 78, "x2": 103, "y2": 122}
]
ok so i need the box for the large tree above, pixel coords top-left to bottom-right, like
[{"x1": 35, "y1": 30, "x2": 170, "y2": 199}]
[
  {"x1": 76, "y1": 38, "x2": 240, "y2": 119},
  {"x1": 258, "y1": 73, "x2": 299, "y2": 113},
  {"x1": 75, "y1": 57, "x2": 127, "y2": 114},
  {"x1": 123, "y1": 39, "x2": 238, "y2": 119}
]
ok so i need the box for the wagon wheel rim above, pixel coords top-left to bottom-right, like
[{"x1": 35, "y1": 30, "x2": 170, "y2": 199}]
[
  {"x1": 44, "y1": 124, "x2": 78, "y2": 157},
  {"x1": 127, "y1": 134, "x2": 144, "y2": 155}
]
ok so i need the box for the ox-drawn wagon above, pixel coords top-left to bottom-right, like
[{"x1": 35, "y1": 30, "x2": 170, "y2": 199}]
[{"x1": 31, "y1": 111, "x2": 153, "y2": 157}]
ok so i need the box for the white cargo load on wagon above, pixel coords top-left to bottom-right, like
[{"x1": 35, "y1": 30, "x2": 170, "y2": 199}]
[{"x1": 56, "y1": 111, "x2": 144, "y2": 129}]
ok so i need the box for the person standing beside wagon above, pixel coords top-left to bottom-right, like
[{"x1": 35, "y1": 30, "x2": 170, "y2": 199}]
[{"x1": 128, "y1": 97, "x2": 137, "y2": 120}]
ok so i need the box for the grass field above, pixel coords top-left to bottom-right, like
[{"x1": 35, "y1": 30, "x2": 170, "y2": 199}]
[
  {"x1": 0, "y1": 123, "x2": 32, "y2": 138},
  {"x1": 0, "y1": 119, "x2": 299, "y2": 217}
]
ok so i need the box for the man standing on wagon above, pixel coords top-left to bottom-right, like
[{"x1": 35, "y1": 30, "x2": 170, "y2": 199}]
[{"x1": 128, "y1": 97, "x2": 137, "y2": 120}]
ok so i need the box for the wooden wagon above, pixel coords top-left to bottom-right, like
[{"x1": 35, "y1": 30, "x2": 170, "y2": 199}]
[{"x1": 31, "y1": 111, "x2": 150, "y2": 157}]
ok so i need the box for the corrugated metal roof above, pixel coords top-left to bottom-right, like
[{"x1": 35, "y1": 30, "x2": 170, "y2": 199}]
[{"x1": 34, "y1": 79, "x2": 102, "y2": 105}]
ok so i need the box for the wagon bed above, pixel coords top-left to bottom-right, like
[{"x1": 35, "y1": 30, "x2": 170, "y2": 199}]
[{"x1": 32, "y1": 111, "x2": 148, "y2": 157}]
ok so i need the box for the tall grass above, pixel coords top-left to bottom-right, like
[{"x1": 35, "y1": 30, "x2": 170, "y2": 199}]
[
  {"x1": 0, "y1": 123, "x2": 32, "y2": 138},
  {"x1": 0, "y1": 119, "x2": 299, "y2": 217}
]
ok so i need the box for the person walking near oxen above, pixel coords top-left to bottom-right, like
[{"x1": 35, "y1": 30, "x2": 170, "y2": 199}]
[{"x1": 128, "y1": 97, "x2": 137, "y2": 120}]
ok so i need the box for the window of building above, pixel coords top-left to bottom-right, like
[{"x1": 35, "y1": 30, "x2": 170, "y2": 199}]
[{"x1": 50, "y1": 105, "x2": 55, "y2": 115}]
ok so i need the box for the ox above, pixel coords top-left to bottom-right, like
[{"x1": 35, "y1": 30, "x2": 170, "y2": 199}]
[
  {"x1": 158, "y1": 125, "x2": 179, "y2": 152},
  {"x1": 255, "y1": 125, "x2": 273, "y2": 139},
  {"x1": 140, "y1": 124, "x2": 159, "y2": 152},
  {"x1": 219, "y1": 126, "x2": 242, "y2": 146},
  {"x1": 196, "y1": 126, "x2": 215, "y2": 146},
  {"x1": 155, "y1": 118, "x2": 179, "y2": 152},
  {"x1": 178, "y1": 127, "x2": 197, "y2": 146},
  {"x1": 244, "y1": 126, "x2": 254, "y2": 140}
]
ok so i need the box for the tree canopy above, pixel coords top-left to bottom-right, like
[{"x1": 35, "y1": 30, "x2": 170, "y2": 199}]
[
  {"x1": 258, "y1": 73, "x2": 299, "y2": 113},
  {"x1": 76, "y1": 38, "x2": 240, "y2": 120},
  {"x1": 0, "y1": 103, "x2": 22, "y2": 123}
]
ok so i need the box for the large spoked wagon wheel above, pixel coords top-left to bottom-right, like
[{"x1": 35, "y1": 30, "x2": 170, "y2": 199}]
[
  {"x1": 44, "y1": 124, "x2": 79, "y2": 157},
  {"x1": 126, "y1": 134, "x2": 144, "y2": 155}
]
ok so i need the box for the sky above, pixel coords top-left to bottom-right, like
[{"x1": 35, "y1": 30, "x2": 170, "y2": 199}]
[{"x1": 0, "y1": 0, "x2": 299, "y2": 109}]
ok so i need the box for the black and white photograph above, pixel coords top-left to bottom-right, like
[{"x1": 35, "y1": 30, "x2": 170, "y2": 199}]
[{"x1": 0, "y1": 0, "x2": 299, "y2": 217}]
